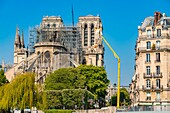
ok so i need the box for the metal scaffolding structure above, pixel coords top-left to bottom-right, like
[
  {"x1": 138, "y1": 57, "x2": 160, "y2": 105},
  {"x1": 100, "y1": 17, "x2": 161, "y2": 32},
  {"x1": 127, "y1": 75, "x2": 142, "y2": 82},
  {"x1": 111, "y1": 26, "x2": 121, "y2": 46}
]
[
  {"x1": 36, "y1": 26, "x2": 82, "y2": 65},
  {"x1": 28, "y1": 26, "x2": 38, "y2": 55}
]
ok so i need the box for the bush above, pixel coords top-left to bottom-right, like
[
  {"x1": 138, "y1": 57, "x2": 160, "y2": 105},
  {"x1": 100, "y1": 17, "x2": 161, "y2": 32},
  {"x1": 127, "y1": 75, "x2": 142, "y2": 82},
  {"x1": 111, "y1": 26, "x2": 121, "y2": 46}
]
[
  {"x1": 44, "y1": 89, "x2": 95, "y2": 109},
  {"x1": 44, "y1": 109, "x2": 75, "y2": 113}
]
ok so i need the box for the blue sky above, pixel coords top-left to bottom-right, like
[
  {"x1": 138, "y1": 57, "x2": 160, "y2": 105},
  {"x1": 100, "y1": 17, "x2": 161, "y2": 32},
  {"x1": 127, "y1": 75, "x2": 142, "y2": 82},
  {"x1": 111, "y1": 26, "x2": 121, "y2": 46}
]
[{"x1": 0, "y1": 0, "x2": 170, "y2": 86}]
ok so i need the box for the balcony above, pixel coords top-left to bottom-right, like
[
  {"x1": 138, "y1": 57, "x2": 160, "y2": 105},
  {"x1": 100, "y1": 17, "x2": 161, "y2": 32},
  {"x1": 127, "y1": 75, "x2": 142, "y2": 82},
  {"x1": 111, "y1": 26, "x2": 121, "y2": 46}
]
[
  {"x1": 145, "y1": 61, "x2": 151, "y2": 64},
  {"x1": 138, "y1": 46, "x2": 170, "y2": 52},
  {"x1": 142, "y1": 85, "x2": 153, "y2": 91},
  {"x1": 139, "y1": 35, "x2": 170, "y2": 40},
  {"x1": 153, "y1": 72, "x2": 163, "y2": 78},
  {"x1": 142, "y1": 85, "x2": 163, "y2": 92},
  {"x1": 153, "y1": 85, "x2": 163, "y2": 91},
  {"x1": 155, "y1": 60, "x2": 161, "y2": 63},
  {"x1": 143, "y1": 73, "x2": 152, "y2": 79},
  {"x1": 155, "y1": 98, "x2": 161, "y2": 102}
]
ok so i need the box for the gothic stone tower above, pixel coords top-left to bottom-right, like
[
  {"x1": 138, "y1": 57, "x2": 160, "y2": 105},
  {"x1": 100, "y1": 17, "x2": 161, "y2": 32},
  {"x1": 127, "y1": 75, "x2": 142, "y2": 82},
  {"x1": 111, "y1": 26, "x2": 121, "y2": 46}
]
[
  {"x1": 77, "y1": 15, "x2": 104, "y2": 66},
  {"x1": 14, "y1": 26, "x2": 27, "y2": 66}
]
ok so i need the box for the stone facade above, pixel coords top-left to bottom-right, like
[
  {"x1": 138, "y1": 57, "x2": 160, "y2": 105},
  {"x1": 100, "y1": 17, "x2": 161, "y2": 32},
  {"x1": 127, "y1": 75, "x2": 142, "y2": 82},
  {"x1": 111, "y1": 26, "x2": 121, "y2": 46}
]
[
  {"x1": 5, "y1": 15, "x2": 104, "y2": 83},
  {"x1": 130, "y1": 12, "x2": 170, "y2": 111}
]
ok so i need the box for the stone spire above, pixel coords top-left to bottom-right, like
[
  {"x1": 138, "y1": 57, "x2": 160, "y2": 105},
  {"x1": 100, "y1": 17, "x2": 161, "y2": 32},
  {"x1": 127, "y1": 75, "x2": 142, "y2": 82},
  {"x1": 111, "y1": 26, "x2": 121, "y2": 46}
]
[
  {"x1": 14, "y1": 26, "x2": 21, "y2": 50},
  {"x1": 21, "y1": 30, "x2": 25, "y2": 48}
]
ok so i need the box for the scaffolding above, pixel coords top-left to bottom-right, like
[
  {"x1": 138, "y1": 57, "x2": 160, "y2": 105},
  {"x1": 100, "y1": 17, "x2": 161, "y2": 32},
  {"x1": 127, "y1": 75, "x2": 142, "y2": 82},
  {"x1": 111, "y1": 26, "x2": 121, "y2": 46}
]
[
  {"x1": 36, "y1": 26, "x2": 82, "y2": 65},
  {"x1": 28, "y1": 26, "x2": 38, "y2": 55}
]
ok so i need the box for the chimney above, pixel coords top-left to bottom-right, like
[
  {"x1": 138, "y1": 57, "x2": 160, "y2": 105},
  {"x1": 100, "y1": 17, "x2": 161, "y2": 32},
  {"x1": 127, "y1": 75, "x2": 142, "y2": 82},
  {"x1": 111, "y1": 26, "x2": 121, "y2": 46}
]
[{"x1": 154, "y1": 12, "x2": 162, "y2": 26}]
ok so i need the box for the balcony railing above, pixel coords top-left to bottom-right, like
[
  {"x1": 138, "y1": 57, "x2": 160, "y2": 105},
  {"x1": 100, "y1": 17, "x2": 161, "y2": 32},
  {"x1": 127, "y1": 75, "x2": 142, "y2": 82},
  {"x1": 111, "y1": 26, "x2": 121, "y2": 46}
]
[
  {"x1": 143, "y1": 73, "x2": 152, "y2": 78},
  {"x1": 153, "y1": 72, "x2": 163, "y2": 78},
  {"x1": 155, "y1": 98, "x2": 161, "y2": 101},
  {"x1": 153, "y1": 85, "x2": 163, "y2": 91},
  {"x1": 145, "y1": 61, "x2": 151, "y2": 64},
  {"x1": 138, "y1": 46, "x2": 170, "y2": 52},
  {"x1": 142, "y1": 85, "x2": 153, "y2": 91},
  {"x1": 139, "y1": 34, "x2": 170, "y2": 40},
  {"x1": 155, "y1": 60, "x2": 161, "y2": 63},
  {"x1": 142, "y1": 85, "x2": 163, "y2": 91}
]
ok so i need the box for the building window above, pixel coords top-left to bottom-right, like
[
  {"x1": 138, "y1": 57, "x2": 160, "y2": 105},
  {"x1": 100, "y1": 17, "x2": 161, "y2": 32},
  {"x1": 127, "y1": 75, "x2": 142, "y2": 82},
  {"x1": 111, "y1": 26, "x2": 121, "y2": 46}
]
[
  {"x1": 84, "y1": 24, "x2": 88, "y2": 46},
  {"x1": 156, "y1": 79, "x2": 160, "y2": 88},
  {"x1": 146, "y1": 66, "x2": 151, "y2": 75},
  {"x1": 157, "y1": 29, "x2": 161, "y2": 37},
  {"x1": 156, "y1": 53, "x2": 160, "y2": 62},
  {"x1": 146, "y1": 53, "x2": 150, "y2": 62},
  {"x1": 146, "y1": 92, "x2": 151, "y2": 100},
  {"x1": 47, "y1": 24, "x2": 50, "y2": 28},
  {"x1": 53, "y1": 24, "x2": 56, "y2": 27},
  {"x1": 156, "y1": 92, "x2": 160, "y2": 100},
  {"x1": 156, "y1": 41, "x2": 160, "y2": 50},
  {"x1": 91, "y1": 24, "x2": 94, "y2": 46},
  {"x1": 146, "y1": 41, "x2": 151, "y2": 49},
  {"x1": 146, "y1": 79, "x2": 151, "y2": 88},
  {"x1": 156, "y1": 66, "x2": 160, "y2": 75},
  {"x1": 147, "y1": 30, "x2": 151, "y2": 37},
  {"x1": 44, "y1": 51, "x2": 50, "y2": 67}
]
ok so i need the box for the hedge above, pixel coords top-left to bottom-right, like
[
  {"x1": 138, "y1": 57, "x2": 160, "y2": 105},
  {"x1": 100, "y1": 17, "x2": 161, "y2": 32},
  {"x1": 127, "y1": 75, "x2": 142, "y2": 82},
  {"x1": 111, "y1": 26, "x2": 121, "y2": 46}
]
[{"x1": 44, "y1": 109, "x2": 75, "y2": 113}]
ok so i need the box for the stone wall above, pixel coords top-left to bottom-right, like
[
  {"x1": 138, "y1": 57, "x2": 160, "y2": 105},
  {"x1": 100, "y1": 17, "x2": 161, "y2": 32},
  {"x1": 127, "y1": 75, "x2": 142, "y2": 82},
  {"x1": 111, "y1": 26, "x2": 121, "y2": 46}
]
[{"x1": 75, "y1": 106, "x2": 116, "y2": 113}]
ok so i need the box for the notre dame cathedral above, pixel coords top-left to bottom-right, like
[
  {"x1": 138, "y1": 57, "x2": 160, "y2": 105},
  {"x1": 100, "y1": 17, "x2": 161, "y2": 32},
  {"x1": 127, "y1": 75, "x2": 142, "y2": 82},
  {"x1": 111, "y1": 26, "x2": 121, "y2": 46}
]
[{"x1": 5, "y1": 15, "x2": 104, "y2": 83}]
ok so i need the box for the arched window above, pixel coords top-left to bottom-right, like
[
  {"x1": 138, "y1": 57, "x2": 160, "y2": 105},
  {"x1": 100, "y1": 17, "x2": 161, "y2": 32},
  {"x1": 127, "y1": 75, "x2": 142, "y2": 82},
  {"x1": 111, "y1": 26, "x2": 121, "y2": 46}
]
[
  {"x1": 44, "y1": 51, "x2": 51, "y2": 67},
  {"x1": 91, "y1": 24, "x2": 94, "y2": 46},
  {"x1": 146, "y1": 79, "x2": 151, "y2": 88},
  {"x1": 37, "y1": 51, "x2": 41, "y2": 65},
  {"x1": 84, "y1": 24, "x2": 88, "y2": 46},
  {"x1": 146, "y1": 41, "x2": 151, "y2": 49}
]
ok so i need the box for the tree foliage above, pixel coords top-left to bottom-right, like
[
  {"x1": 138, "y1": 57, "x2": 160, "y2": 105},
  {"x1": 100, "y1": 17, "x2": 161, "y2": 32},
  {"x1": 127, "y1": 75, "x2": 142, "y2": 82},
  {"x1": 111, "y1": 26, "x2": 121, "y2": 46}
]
[
  {"x1": 0, "y1": 69, "x2": 8, "y2": 86},
  {"x1": 44, "y1": 89, "x2": 95, "y2": 109},
  {"x1": 0, "y1": 72, "x2": 40, "y2": 111},
  {"x1": 111, "y1": 88, "x2": 130, "y2": 106},
  {"x1": 45, "y1": 68, "x2": 86, "y2": 90},
  {"x1": 77, "y1": 65, "x2": 109, "y2": 100},
  {"x1": 45, "y1": 65, "x2": 110, "y2": 108}
]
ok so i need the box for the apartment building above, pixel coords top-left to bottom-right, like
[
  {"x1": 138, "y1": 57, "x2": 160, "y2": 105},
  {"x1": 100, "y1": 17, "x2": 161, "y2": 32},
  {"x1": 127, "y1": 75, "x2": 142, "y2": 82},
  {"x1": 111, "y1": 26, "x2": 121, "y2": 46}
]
[{"x1": 130, "y1": 12, "x2": 170, "y2": 111}]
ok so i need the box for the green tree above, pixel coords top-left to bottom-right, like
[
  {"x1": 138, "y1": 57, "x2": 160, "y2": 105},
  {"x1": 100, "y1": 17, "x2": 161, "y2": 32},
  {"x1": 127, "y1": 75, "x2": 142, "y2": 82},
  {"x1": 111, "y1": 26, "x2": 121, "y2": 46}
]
[
  {"x1": 0, "y1": 69, "x2": 8, "y2": 86},
  {"x1": 0, "y1": 72, "x2": 40, "y2": 111},
  {"x1": 45, "y1": 67, "x2": 86, "y2": 90},
  {"x1": 111, "y1": 88, "x2": 130, "y2": 106},
  {"x1": 45, "y1": 65, "x2": 110, "y2": 108},
  {"x1": 77, "y1": 65, "x2": 109, "y2": 102}
]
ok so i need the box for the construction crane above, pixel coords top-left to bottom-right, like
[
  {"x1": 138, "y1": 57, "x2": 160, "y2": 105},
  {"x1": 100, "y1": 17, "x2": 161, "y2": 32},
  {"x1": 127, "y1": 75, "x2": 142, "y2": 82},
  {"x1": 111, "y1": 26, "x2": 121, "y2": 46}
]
[{"x1": 95, "y1": 28, "x2": 121, "y2": 108}]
